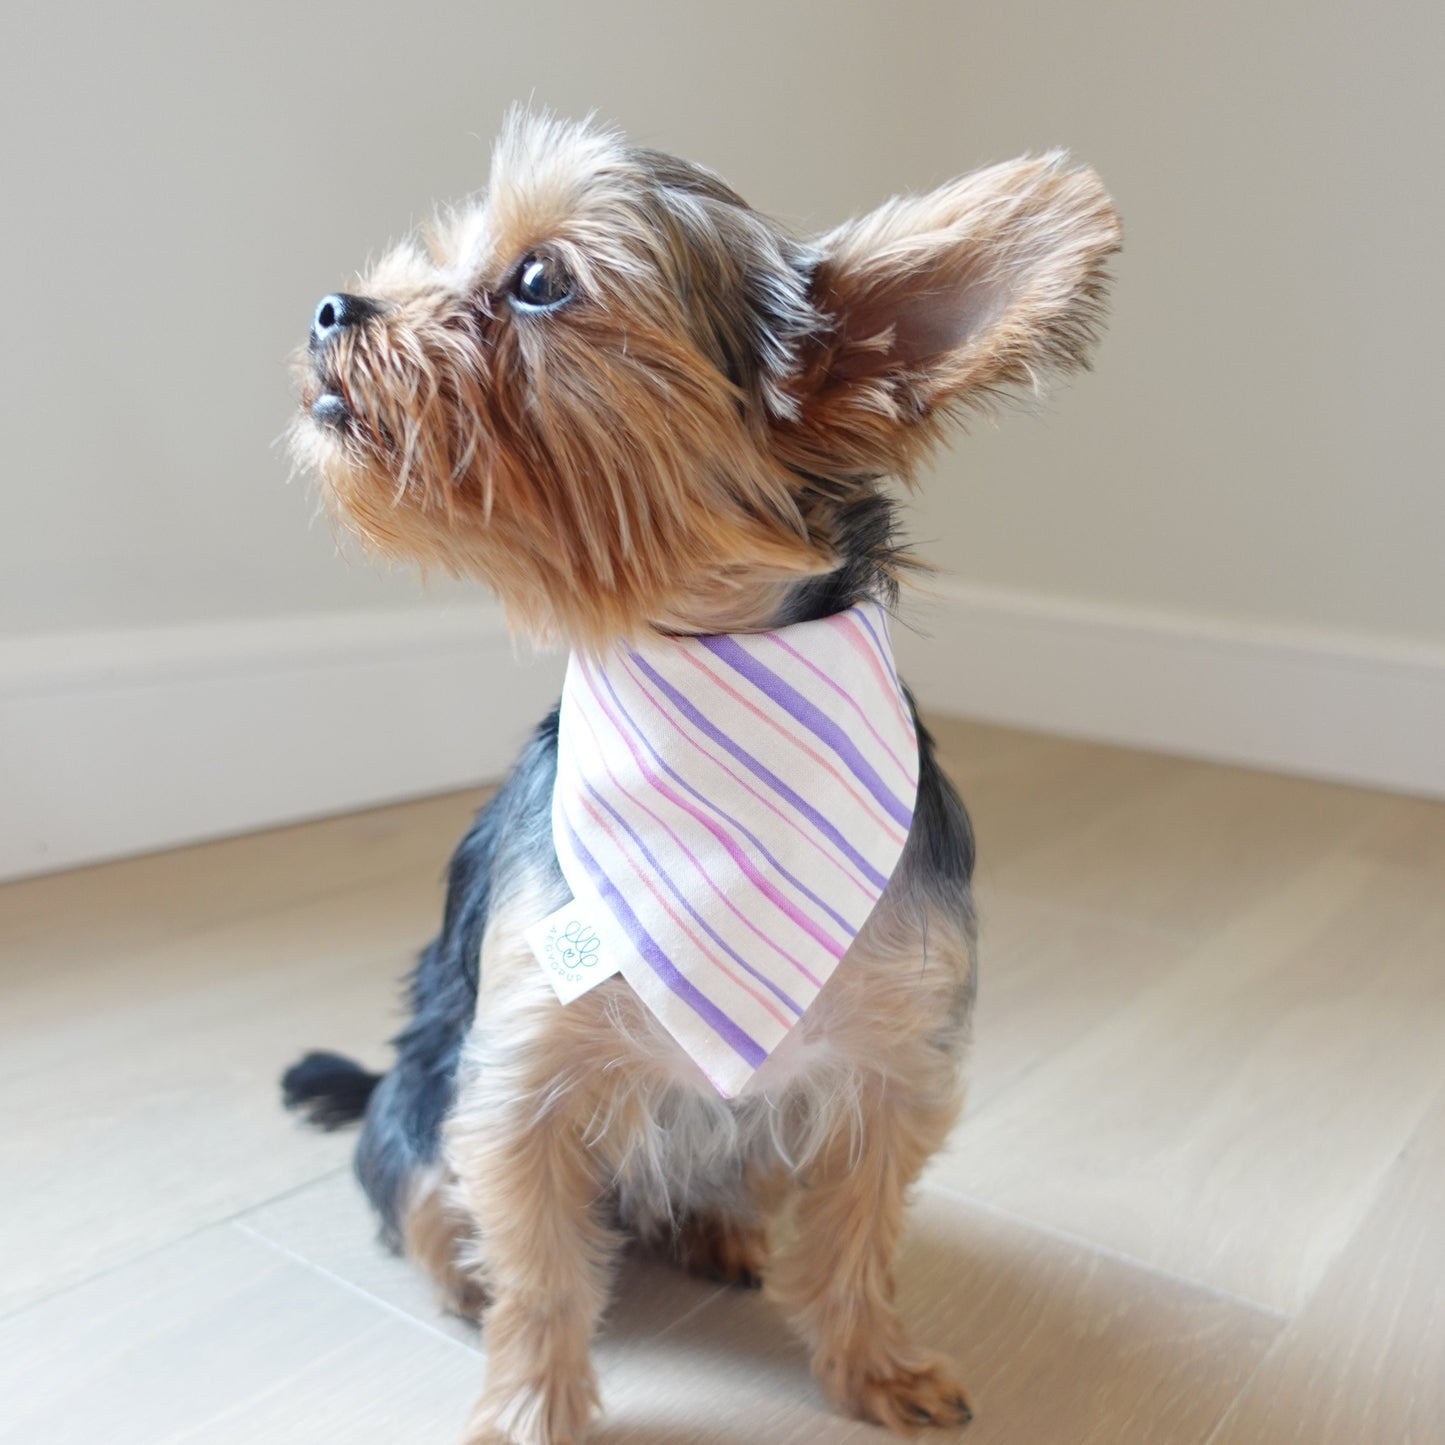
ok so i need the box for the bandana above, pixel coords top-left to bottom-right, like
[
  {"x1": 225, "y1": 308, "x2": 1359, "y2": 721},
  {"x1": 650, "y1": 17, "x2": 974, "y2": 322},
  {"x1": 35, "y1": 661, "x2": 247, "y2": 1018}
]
[{"x1": 539, "y1": 600, "x2": 919, "y2": 1097}]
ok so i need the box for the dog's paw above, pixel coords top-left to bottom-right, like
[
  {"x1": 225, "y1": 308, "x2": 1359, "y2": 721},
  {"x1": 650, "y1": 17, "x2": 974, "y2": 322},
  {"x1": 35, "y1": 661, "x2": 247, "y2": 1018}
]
[
  {"x1": 671, "y1": 1210, "x2": 768, "y2": 1289},
  {"x1": 437, "y1": 1269, "x2": 489, "y2": 1322},
  {"x1": 826, "y1": 1352, "x2": 973, "y2": 1434},
  {"x1": 461, "y1": 1374, "x2": 600, "y2": 1445}
]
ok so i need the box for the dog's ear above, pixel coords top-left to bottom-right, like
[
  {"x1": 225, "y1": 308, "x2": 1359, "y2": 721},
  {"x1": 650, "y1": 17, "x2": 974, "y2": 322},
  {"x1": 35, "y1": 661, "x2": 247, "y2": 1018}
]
[{"x1": 776, "y1": 152, "x2": 1121, "y2": 479}]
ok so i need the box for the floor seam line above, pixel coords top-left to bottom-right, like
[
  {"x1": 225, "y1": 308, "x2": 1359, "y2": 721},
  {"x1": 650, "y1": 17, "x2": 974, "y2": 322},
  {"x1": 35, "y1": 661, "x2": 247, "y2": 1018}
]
[
  {"x1": 0, "y1": 1163, "x2": 364, "y2": 1327},
  {"x1": 230, "y1": 1220, "x2": 481, "y2": 1360},
  {"x1": 641, "y1": 1280, "x2": 732, "y2": 1343},
  {"x1": 0, "y1": 1213, "x2": 230, "y2": 1327},
  {"x1": 220, "y1": 1164, "x2": 352, "y2": 1224}
]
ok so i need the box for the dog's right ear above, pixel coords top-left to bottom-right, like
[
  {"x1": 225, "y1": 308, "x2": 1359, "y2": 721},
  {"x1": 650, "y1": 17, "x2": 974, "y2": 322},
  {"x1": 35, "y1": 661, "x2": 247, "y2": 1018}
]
[{"x1": 775, "y1": 153, "x2": 1122, "y2": 481}]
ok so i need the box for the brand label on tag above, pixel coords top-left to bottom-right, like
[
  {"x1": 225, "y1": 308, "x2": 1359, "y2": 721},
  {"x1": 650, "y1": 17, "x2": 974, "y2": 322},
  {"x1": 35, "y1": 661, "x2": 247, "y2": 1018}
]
[{"x1": 526, "y1": 898, "x2": 622, "y2": 1004}]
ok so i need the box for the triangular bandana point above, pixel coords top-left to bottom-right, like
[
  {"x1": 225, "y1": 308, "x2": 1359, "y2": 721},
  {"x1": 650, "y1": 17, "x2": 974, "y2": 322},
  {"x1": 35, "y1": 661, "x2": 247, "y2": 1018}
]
[{"x1": 547, "y1": 601, "x2": 918, "y2": 1096}]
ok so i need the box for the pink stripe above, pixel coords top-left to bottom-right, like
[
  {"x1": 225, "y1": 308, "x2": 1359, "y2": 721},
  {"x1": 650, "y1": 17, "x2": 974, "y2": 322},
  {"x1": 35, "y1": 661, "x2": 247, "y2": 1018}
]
[
  {"x1": 615, "y1": 656, "x2": 872, "y2": 901},
  {"x1": 582, "y1": 661, "x2": 841, "y2": 967},
  {"x1": 827, "y1": 611, "x2": 912, "y2": 733},
  {"x1": 614, "y1": 651, "x2": 877, "y2": 904},
  {"x1": 675, "y1": 648, "x2": 906, "y2": 846},
  {"x1": 764, "y1": 632, "x2": 916, "y2": 789},
  {"x1": 574, "y1": 788, "x2": 794, "y2": 1030},
  {"x1": 615, "y1": 656, "x2": 879, "y2": 907},
  {"x1": 572, "y1": 683, "x2": 828, "y2": 986}
]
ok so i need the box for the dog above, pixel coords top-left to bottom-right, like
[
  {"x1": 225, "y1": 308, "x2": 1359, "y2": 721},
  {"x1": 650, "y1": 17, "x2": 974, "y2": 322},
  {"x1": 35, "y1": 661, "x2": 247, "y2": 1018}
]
[{"x1": 283, "y1": 110, "x2": 1119, "y2": 1445}]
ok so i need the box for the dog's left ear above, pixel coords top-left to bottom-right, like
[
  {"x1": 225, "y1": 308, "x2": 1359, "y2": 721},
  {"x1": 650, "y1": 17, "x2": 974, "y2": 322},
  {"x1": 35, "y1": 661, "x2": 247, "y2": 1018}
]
[{"x1": 777, "y1": 152, "x2": 1122, "y2": 479}]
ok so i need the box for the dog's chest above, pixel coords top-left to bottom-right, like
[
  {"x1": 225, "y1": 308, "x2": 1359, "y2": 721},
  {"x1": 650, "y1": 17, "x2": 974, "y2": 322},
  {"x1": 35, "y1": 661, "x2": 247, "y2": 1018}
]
[
  {"x1": 609, "y1": 1030, "x2": 850, "y2": 1223},
  {"x1": 600, "y1": 946, "x2": 892, "y2": 1218}
]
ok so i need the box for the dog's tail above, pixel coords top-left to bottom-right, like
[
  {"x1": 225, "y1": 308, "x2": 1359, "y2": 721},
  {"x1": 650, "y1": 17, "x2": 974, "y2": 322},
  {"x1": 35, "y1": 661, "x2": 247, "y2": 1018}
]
[{"x1": 281, "y1": 1051, "x2": 383, "y2": 1129}]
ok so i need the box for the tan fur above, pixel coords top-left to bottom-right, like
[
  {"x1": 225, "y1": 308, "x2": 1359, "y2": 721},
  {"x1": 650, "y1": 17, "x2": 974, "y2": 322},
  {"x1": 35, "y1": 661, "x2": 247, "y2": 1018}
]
[
  {"x1": 401, "y1": 1167, "x2": 488, "y2": 1319},
  {"x1": 775, "y1": 152, "x2": 1122, "y2": 486},
  {"x1": 433, "y1": 857, "x2": 975, "y2": 1445},
  {"x1": 293, "y1": 111, "x2": 835, "y2": 651},
  {"x1": 769, "y1": 1084, "x2": 969, "y2": 1431},
  {"x1": 292, "y1": 112, "x2": 1119, "y2": 653},
  {"x1": 657, "y1": 1206, "x2": 769, "y2": 1288},
  {"x1": 291, "y1": 111, "x2": 1119, "y2": 1445}
]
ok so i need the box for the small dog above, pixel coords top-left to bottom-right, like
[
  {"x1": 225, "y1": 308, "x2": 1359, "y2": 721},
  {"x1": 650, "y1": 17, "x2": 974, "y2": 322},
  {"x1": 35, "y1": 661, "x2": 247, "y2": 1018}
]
[{"x1": 283, "y1": 111, "x2": 1119, "y2": 1445}]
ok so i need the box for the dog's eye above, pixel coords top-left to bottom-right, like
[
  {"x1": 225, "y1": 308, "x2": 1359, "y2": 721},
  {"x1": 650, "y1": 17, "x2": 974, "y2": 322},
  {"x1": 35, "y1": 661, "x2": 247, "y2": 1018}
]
[{"x1": 511, "y1": 252, "x2": 572, "y2": 311}]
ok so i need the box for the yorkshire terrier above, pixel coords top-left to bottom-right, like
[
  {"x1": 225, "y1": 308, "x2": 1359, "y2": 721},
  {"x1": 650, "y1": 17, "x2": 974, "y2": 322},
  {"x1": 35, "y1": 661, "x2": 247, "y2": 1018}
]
[{"x1": 283, "y1": 111, "x2": 1119, "y2": 1445}]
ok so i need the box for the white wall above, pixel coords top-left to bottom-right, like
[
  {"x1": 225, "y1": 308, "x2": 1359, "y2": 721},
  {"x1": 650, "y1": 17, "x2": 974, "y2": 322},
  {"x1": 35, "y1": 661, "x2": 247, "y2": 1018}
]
[
  {"x1": 0, "y1": 0, "x2": 938, "y2": 636},
  {"x1": 901, "y1": 1, "x2": 1445, "y2": 646},
  {"x1": 889, "y1": 1, "x2": 1445, "y2": 800},
  {"x1": 3, "y1": 1, "x2": 1442, "y2": 878}
]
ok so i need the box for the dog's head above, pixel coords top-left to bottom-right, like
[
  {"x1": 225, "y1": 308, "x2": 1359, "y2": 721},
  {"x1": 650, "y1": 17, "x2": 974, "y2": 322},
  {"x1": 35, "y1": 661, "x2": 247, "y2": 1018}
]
[{"x1": 293, "y1": 110, "x2": 1120, "y2": 648}]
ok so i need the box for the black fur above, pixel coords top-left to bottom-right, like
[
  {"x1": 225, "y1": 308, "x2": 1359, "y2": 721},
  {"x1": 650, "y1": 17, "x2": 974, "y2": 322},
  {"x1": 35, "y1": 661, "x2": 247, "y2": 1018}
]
[
  {"x1": 281, "y1": 1051, "x2": 382, "y2": 1128},
  {"x1": 279, "y1": 709, "x2": 563, "y2": 1246},
  {"x1": 903, "y1": 699, "x2": 976, "y2": 901},
  {"x1": 280, "y1": 538, "x2": 974, "y2": 1248},
  {"x1": 775, "y1": 490, "x2": 909, "y2": 626}
]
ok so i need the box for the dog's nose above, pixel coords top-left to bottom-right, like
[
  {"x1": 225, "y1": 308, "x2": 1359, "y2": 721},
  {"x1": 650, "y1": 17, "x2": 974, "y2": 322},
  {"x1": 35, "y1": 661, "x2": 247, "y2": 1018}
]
[{"x1": 310, "y1": 293, "x2": 370, "y2": 348}]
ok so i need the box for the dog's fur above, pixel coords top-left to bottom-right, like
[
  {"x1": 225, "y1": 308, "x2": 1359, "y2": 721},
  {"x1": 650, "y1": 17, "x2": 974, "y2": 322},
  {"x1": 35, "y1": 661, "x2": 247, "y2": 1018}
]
[{"x1": 283, "y1": 110, "x2": 1119, "y2": 1445}]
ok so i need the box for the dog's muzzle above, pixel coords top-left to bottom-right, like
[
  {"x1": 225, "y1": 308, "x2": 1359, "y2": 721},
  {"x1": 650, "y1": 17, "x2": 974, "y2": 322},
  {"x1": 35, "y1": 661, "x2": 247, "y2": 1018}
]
[
  {"x1": 308, "y1": 292, "x2": 379, "y2": 427},
  {"x1": 309, "y1": 292, "x2": 376, "y2": 350}
]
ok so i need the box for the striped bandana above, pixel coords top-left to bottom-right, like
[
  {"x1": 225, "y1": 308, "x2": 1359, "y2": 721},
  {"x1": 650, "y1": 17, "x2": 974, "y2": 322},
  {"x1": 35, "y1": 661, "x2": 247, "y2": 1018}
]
[{"x1": 542, "y1": 600, "x2": 920, "y2": 1098}]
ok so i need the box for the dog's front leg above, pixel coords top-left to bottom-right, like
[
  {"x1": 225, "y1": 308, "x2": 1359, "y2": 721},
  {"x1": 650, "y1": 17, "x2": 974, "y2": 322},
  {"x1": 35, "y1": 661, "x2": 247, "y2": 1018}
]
[
  {"x1": 770, "y1": 1081, "x2": 972, "y2": 1433},
  {"x1": 448, "y1": 995, "x2": 616, "y2": 1444},
  {"x1": 450, "y1": 1057, "x2": 613, "y2": 1445}
]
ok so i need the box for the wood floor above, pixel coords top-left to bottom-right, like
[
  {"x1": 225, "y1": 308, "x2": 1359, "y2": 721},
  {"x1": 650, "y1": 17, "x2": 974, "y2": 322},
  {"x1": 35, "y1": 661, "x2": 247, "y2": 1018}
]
[{"x1": 2, "y1": 716, "x2": 1441, "y2": 1444}]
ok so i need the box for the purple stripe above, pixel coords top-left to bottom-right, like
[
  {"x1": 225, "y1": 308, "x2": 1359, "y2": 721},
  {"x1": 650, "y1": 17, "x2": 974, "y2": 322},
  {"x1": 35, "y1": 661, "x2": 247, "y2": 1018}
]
[
  {"x1": 765, "y1": 632, "x2": 915, "y2": 786},
  {"x1": 585, "y1": 661, "x2": 843, "y2": 968},
  {"x1": 855, "y1": 604, "x2": 910, "y2": 704},
  {"x1": 701, "y1": 635, "x2": 915, "y2": 829},
  {"x1": 578, "y1": 778, "x2": 806, "y2": 1013},
  {"x1": 573, "y1": 785, "x2": 793, "y2": 1027},
  {"x1": 623, "y1": 651, "x2": 890, "y2": 891},
  {"x1": 564, "y1": 820, "x2": 767, "y2": 1070},
  {"x1": 681, "y1": 646, "x2": 904, "y2": 840},
  {"x1": 601, "y1": 657, "x2": 870, "y2": 926},
  {"x1": 570, "y1": 718, "x2": 806, "y2": 1013},
  {"x1": 580, "y1": 672, "x2": 833, "y2": 979}
]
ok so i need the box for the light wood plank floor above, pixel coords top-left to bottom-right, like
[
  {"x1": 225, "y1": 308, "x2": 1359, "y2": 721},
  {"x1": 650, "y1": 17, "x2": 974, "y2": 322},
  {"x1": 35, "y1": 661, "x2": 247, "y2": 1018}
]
[{"x1": 2, "y1": 717, "x2": 1441, "y2": 1444}]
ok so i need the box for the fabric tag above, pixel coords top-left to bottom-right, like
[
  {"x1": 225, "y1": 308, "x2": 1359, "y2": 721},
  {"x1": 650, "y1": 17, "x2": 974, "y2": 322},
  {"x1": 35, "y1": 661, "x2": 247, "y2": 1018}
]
[{"x1": 526, "y1": 897, "x2": 622, "y2": 1004}]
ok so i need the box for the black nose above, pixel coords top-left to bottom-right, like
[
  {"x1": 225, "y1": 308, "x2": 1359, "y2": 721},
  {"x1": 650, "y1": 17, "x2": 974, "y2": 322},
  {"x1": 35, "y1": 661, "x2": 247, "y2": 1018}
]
[{"x1": 310, "y1": 292, "x2": 372, "y2": 348}]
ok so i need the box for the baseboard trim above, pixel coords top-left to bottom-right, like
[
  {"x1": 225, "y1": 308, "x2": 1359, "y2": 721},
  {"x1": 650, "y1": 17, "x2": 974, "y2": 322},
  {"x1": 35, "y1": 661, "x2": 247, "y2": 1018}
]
[
  {"x1": 5, "y1": 587, "x2": 1440, "y2": 882},
  {"x1": 0, "y1": 607, "x2": 566, "y2": 882},
  {"x1": 893, "y1": 580, "x2": 1445, "y2": 801}
]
